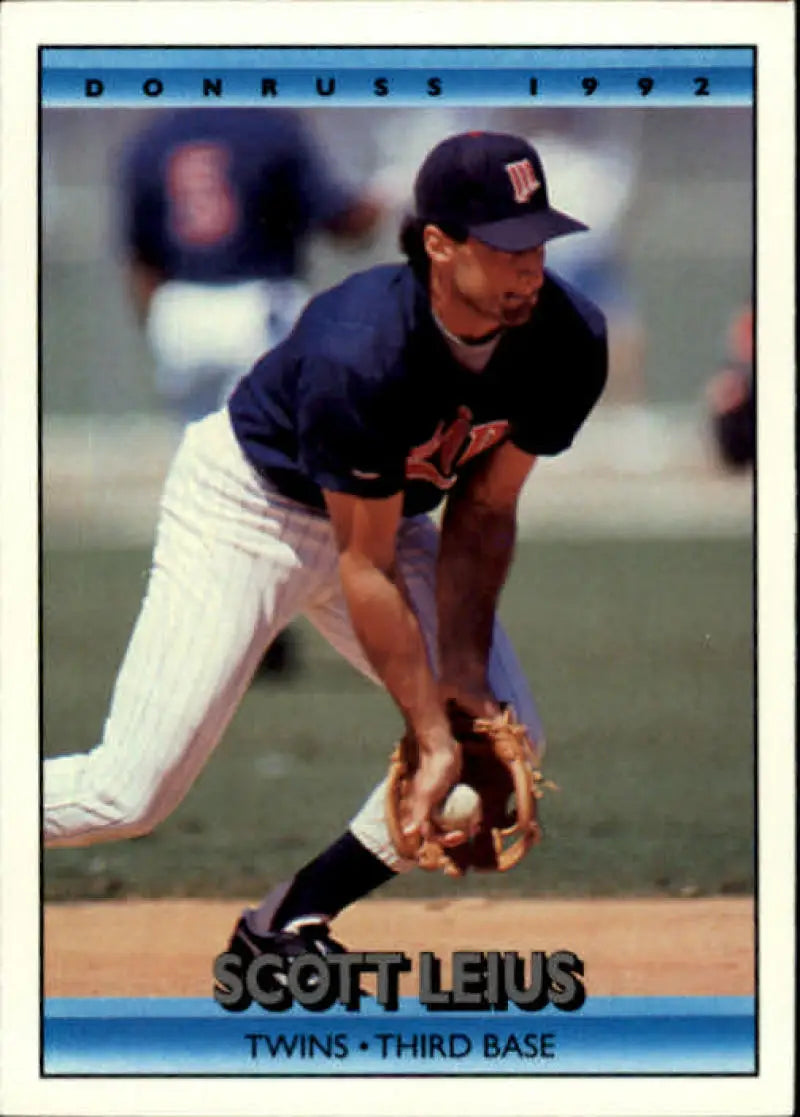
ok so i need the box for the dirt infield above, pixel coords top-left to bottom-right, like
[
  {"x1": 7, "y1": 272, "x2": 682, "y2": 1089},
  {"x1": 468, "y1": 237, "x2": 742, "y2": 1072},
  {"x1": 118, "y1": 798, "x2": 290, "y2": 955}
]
[{"x1": 45, "y1": 897, "x2": 754, "y2": 998}]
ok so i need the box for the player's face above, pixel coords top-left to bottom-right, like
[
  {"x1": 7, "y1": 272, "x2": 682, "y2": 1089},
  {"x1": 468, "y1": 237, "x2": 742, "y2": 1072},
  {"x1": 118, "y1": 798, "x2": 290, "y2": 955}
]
[{"x1": 450, "y1": 238, "x2": 546, "y2": 329}]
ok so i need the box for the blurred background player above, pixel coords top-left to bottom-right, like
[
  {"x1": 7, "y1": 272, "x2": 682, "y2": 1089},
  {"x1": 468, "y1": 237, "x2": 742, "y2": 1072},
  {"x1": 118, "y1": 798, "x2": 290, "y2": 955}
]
[
  {"x1": 119, "y1": 107, "x2": 381, "y2": 672},
  {"x1": 527, "y1": 117, "x2": 645, "y2": 403},
  {"x1": 121, "y1": 107, "x2": 380, "y2": 422},
  {"x1": 706, "y1": 303, "x2": 754, "y2": 470}
]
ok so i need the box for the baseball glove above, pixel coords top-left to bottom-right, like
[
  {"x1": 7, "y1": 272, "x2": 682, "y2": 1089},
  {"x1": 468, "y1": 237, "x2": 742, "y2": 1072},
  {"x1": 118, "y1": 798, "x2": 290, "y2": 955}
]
[{"x1": 385, "y1": 704, "x2": 556, "y2": 877}]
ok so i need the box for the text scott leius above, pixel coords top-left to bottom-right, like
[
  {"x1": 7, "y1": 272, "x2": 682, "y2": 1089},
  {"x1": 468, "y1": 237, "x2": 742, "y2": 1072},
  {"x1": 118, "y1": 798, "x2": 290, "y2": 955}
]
[{"x1": 213, "y1": 949, "x2": 586, "y2": 1012}]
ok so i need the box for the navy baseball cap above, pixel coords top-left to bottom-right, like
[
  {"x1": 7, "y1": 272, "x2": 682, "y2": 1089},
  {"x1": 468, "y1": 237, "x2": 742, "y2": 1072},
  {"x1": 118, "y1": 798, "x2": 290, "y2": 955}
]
[{"x1": 414, "y1": 131, "x2": 588, "y2": 251}]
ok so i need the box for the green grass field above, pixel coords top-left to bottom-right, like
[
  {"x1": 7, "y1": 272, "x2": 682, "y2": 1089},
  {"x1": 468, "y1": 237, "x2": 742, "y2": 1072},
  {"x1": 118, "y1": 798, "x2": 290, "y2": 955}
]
[{"x1": 43, "y1": 536, "x2": 754, "y2": 903}]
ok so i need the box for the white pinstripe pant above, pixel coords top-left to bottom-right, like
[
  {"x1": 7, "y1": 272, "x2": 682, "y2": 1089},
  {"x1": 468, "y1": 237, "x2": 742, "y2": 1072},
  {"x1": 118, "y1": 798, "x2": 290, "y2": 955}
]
[{"x1": 44, "y1": 409, "x2": 543, "y2": 869}]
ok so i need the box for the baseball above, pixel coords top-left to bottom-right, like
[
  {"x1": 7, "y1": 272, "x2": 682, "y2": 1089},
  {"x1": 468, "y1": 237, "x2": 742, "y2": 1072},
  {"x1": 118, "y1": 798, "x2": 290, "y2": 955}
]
[{"x1": 435, "y1": 783, "x2": 482, "y2": 833}]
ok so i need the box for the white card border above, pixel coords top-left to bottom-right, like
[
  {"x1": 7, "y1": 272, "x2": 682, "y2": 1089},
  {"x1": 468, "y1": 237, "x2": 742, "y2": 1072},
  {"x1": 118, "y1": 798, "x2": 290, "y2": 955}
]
[{"x1": 1, "y1": 3, "x2": 795, "y2": 1115}]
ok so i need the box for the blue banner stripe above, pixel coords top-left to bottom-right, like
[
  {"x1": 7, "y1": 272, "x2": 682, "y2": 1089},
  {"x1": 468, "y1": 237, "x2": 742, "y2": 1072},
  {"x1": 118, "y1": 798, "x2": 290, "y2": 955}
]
[
  {"x1": 41, "y1": 71, "x2": 753, "y2": 107},
  {"x1": 45, "y1": 995, "x2": 754, "y2": 1018},
  {"x1": 43, "y1": 997, "x2": 756, "y2": 1076},
  {"x1": 40, "y1": 47, "x2": 754, "y2": 106},
  {"x1": 41, "y1": 48, "x2": 755, "y2": 70}
]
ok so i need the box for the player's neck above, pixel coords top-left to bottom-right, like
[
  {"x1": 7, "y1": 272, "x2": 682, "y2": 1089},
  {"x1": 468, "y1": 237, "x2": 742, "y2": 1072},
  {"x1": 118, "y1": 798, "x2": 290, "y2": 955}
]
[
  {"x1": 432, "y1": 311, "x2": 502, "y2": 353},
  {"x1": 429, "y1": 272, "x2": 501, "y2": 344}
]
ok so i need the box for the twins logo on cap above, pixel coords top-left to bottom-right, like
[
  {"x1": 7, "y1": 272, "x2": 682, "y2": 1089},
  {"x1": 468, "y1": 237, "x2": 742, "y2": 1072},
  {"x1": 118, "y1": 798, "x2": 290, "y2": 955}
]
[
  {"x1": 414, "y1": 132, "x2": 588, "y2": 251},
  {"x1": 504, "y1": 159, "x2": 541, "y2": 205}
]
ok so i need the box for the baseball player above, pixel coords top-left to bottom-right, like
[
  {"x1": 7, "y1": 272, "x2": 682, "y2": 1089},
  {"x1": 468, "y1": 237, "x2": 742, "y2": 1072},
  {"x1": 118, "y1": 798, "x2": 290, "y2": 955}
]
[
  {"x1": 121, "y1": 106, "x2": 380, "y2": 422},
  {"x1": 45, "y1": 132, "x2": 607, "y2": 965}
]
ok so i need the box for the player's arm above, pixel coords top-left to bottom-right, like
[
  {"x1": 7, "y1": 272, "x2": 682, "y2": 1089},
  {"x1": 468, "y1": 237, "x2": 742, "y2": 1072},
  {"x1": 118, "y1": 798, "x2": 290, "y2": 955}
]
[
  {"x1": 323, "y1": 196, "x2": 383, "y2": 241},
  {"x1": 323, "y1": 488, "x2": 460, "y2": 836},
  {"x1": 119, "y1": 144, "x2": 166, "y2": 324},
  {"x1": 437, "y1": 439, "x2": 537, "y2": 717},
  {"x1": 287, "y1": 116, "x2": 382, "y2": 244},
  {"x1": 127, "y1": 260, "x2": 166, "y2": 324}
]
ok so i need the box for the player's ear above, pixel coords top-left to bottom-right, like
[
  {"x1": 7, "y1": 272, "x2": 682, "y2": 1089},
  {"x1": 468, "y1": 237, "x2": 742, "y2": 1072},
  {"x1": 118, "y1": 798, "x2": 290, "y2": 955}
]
[{"x1": 423, "y1": 224, "x2": 458, "y2": 265}]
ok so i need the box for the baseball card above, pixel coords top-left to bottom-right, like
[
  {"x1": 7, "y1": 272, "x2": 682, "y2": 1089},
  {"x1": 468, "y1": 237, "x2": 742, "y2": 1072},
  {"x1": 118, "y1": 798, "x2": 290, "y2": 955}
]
[{"x1": 0, "y1": 2, "x2": 795, "y2": 1115}]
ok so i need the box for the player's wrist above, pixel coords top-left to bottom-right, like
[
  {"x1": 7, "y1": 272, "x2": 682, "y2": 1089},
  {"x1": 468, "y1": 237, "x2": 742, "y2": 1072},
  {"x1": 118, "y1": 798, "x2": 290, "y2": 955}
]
[
  {"x1": 410, "y1": 715, "x2": 457, "y2": 756},
  {"x1": 438, "y1": 675, "x2": 498, "y2": 719}
]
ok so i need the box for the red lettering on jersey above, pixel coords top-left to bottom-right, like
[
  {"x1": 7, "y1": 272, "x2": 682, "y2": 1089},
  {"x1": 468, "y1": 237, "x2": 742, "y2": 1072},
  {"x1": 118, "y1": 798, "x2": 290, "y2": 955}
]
[
  {"x1": 459, "y1": 420, "x2": 511, "y2": 464},
  {"x1": 166, "y1": 142, "x2": 239, "y2": 246},
  {"x1": 406, "y1": 418, "x2": 461, "y2": 489},
  {"x1": 406, "y1": 409, "x2": 510, "y2": 489},
  {"x1": 438, "y1": 406, "x2": 473, "y2": 474}
]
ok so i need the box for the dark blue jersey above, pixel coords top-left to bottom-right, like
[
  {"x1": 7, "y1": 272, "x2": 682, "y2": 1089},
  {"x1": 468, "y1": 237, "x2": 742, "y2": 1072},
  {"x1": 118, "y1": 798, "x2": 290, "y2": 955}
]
[
  {"x1": 228, "y1": 264, "x2": 607, "y2": 517},
  {"x1": 120, "y1": 109, "x2": 354, "y2": 282}
]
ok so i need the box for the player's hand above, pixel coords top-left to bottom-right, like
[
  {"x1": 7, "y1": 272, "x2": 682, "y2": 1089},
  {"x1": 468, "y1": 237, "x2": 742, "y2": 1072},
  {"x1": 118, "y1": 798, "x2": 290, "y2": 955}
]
[{"x1": 402, "y1": 731, "x2": 462, "y2": 844}]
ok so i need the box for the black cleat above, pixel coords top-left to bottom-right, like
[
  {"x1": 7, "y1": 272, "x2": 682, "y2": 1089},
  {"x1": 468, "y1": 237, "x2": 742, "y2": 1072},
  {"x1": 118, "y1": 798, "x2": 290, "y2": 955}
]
[
  {"x1": 226, "y1": 913, "x2": 347, "y2": 970},
  {"x1": 218, "y1": 913, "x2": 365, "y2": 1010}
]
